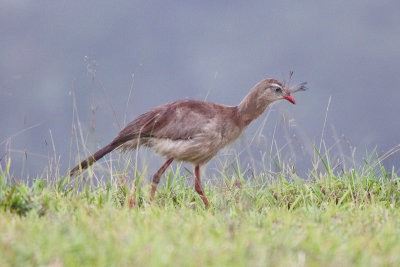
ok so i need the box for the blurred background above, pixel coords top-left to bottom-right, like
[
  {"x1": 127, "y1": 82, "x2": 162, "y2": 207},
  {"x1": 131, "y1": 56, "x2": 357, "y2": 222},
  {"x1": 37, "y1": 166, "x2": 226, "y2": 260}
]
[{"x1": 1, "y1": 1, "x2": 399, "y2": 180}]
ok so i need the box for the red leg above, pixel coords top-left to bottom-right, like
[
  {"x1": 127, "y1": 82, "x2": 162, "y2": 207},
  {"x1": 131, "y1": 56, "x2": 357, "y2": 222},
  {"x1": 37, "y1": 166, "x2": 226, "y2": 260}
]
[
  {"x1": 194, "y1": 166, "x2": 210, "y2": 208},
  {"x1": 150, "y1": 158, "x2": 174, "y2": 201}
]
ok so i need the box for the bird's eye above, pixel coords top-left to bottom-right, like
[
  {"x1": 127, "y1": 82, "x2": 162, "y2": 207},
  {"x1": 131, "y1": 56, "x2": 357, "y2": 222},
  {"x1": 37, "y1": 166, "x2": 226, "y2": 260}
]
[{"x1": 274, "y1": 87, "x2": 282, "y2": 93}]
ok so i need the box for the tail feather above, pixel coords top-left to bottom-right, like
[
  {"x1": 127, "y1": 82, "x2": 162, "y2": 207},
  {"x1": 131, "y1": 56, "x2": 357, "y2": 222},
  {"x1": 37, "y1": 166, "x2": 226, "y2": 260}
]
[{"x1": 69, "y1": 143, "x2": 116, "y2": 176}]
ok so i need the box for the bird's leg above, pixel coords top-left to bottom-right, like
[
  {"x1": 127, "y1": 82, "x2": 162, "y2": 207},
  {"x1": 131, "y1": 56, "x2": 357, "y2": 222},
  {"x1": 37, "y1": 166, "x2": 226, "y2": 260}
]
[
  {"x1": 150, "y1": 158, "x2": 174, "y2": 201},
  {"x1": 194, "y1": 166, "x2": 210, "y2": 208}
]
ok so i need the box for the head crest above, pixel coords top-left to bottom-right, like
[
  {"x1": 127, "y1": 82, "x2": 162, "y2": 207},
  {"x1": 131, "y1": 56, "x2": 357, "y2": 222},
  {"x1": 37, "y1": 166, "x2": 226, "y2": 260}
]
[{"x1": 285, "y1": 71, "x2": 308, "y2": 93}]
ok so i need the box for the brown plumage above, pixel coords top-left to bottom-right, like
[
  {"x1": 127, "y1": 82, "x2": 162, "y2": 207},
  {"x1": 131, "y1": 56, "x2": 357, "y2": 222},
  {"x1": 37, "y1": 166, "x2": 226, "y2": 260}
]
[{"x1": 70, "y1": 78, "x2": 306, "y2": 207}]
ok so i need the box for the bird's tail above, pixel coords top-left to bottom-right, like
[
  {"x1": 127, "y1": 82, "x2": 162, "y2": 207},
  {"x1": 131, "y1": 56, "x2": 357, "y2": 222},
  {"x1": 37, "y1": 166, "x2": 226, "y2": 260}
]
[{"x1": 69, "y1": 143, "x2": 117, "y2": 176}]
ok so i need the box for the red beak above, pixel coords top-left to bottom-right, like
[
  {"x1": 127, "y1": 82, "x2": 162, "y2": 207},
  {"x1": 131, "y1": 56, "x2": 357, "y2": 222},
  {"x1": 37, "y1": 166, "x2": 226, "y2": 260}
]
[{"x1": 283, "y1": 95, "x2": 296, "y2": 105}]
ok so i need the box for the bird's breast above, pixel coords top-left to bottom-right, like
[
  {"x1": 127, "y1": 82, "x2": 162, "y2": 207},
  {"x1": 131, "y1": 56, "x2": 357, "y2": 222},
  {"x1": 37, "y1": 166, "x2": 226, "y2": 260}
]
[{"x1": 149, "y1": 119, "x2": 242, "y2": 165}]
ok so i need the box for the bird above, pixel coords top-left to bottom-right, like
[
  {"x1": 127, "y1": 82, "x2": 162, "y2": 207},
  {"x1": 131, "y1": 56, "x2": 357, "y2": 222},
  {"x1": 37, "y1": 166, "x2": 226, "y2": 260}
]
[{"x1": 70, "y1": 77, "x2": 307, "y2": 207}]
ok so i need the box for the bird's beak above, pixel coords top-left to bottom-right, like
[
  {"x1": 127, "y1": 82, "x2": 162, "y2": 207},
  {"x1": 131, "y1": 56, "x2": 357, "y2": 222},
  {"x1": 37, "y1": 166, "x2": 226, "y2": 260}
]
[{"x1": 283, "y1": 95, "x2": 296, "y2": 105}]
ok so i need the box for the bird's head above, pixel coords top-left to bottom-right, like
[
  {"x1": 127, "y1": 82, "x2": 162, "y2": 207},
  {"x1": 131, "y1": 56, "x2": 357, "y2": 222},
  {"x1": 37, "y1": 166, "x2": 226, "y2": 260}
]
[
  {"x1": 257, "y1": 78, "x2": 307, "y2": 105},
  {"x1": 238, "y1": 75, "x2": 307, "y2": 126}
]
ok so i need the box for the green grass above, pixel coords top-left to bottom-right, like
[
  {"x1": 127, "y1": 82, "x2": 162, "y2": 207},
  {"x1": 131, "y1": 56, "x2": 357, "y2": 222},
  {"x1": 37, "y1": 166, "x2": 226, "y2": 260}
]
[
  {"x1": 3, "y1": 59, "x2": 398, "y2": 266},
  {"x1": 1, "y1": 154, "x2": 400, "y2": 267}
]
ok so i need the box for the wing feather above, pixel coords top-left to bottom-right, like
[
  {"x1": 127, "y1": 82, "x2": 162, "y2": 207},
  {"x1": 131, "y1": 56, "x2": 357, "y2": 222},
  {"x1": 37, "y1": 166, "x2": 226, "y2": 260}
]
[{"x1": 111, "y1": 100, "x2": 220, "y2": 146}]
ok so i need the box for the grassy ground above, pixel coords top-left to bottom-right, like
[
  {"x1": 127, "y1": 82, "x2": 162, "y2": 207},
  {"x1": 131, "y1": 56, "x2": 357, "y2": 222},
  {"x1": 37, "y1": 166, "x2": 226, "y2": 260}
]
[{"x1": 1, "y1": 155, "x2": 400, "y2": 267}]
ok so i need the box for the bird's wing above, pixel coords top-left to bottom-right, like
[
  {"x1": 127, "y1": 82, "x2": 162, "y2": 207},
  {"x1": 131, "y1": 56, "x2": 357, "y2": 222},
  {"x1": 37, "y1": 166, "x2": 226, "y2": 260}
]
[{"x1": 112, "y1": 100, "x2": 220, "y2": 146}]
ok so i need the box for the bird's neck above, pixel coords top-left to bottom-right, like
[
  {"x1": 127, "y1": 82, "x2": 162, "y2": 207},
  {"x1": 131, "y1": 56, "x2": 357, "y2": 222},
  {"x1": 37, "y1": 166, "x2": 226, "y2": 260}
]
[{"x1": 236, "y1": 89, "x2": 271, "y2": 127}]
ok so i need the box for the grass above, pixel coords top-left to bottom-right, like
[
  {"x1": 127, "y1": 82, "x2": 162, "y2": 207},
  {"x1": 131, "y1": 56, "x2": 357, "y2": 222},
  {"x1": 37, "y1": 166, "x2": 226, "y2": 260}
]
[
  {"x1": 1, "y1": 69, "x2": 399, "y2": 266},
  {"x1": 1, "y1": 153, "x2": 400, "y2": 266}
]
